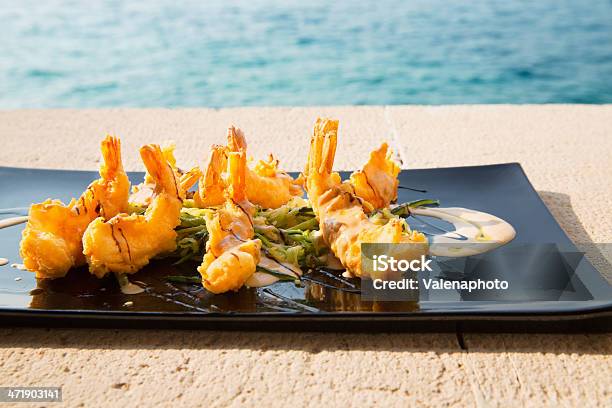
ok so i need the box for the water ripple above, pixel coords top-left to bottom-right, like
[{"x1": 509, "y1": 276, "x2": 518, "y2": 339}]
[{"x1": 0, "y1": 0, "x2": 611, "y2": 107}]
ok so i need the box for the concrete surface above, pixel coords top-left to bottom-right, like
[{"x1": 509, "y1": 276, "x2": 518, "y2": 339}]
[{"x1": 0, "y1": 106, "x2": 610, "y2": 407}]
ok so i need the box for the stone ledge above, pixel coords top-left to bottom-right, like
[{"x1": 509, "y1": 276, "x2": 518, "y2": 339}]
[{"x1": 0, "y1": 105, "x2": 610, "y2": 407}]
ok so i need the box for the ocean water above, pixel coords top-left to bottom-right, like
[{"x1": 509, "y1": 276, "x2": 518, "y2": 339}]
[{"x1": 1, "y1": 0, "x2": 611, "y2": 108}]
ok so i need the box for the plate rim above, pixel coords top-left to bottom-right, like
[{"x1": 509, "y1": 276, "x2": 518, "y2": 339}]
[{"x1": 1, "y1": 162, "x2": 611, "y2": 327}]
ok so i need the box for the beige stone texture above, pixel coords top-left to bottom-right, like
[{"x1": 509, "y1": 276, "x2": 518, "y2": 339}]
[{"x1": 0, "y1": 106, "x2": 610, "y2": 407}]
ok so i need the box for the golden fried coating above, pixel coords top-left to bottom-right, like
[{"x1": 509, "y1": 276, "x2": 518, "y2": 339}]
[
  {"x1": 83, "y1": 144, "x2": 185, "y2": 277},
  {"x1": 348, "y1": 142, "x2": 400, "y2": 211},
  {"x1": 227, "y1": 126, "x2": 302, "y2": 209},
  {"x1": 198, "y1": 150, "x2": 261, "y2": 294},
  {"x1": 192, "y1": 126, "x2": 302, "y2": 210},
  {"x1": 130, "y1": 142, "x2": 200, "y2": 207},
  {"x1": 303, "y1": 118, "x2": 427, "y2": 277},
  {"x1": 19, "y1": 136, "x2": 129, "y2": 278}
]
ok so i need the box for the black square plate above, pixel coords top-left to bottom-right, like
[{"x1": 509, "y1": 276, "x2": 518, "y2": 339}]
[{"x1": 0, "y1": 163, "x2": 610, "y2": 332}]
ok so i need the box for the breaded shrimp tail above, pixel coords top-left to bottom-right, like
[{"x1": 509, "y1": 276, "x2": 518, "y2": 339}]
[
  {"x1": 83, "y1": 144, "x2": 184, "y2": 277},
  {"x1": 198, "y1": 150, "x2": 262, "y2": 294},
  {"x1": 20, "y1": 135, "x2": 129, "y2": 278},
  {"x1": 226, "y1": 126, "x2": 303, "y2": 209},
  {"x1": 194, "y1": 145, "x2": 228, "y2": 208},
  {"x1": 304, "y1": 118, "x2": 427, "y2": 277}
]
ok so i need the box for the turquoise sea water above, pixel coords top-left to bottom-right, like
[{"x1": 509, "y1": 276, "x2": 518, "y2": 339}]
[{"x1": 1, "y1": 0, "x2": 611, "y2": 108}]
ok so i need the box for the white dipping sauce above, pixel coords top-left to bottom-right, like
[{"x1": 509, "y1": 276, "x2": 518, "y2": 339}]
[
  {"x1": 0, "y1": 258, "x2": 8, "y2": 267},
  {"x1": 246, "y1": 256, "x2": 302, "y2": 288},
  {"x1": 411, "y1": 207, "x2": 516, "y2": 257},
  {"x1": 120, "y1": 281, "x2": 145, "y2": 295}
]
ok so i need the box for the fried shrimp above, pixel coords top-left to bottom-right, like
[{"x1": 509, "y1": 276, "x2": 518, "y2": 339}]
[
  {"x1": 198, "y1": 150, "x2": 262, "y2": 294},
  {"x1": 348, "y1": 142, "x2": 400, "y2": 212},
  {"x1": 130, "y1": 141, "x2": 200, "y2": 207},
  {"x1": 83, "y1": 144, "x2": 185, "y2": 277},
  {"x1": 227, "y1": 126, "x2": 302, "y2": 209},
  {"x1": 303, "y1": 118, "x2": 427, "y2": 277},
  {"x1": 19, "y1": 136, "x2": 130, "y2": 278},
  {"x1": 193, "y1": 145, "x2": 227, "y2": 208}
]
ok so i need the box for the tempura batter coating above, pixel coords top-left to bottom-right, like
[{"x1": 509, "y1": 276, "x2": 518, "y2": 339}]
[
  {"x1": 228, "y1": 126, "x2": 302, "y2": 209},
  {"x1": 303, "y1": 118, "x2": 427, "y2": 277},
  {"x1": 19, "y1": 136, "x2": 129, "y2": 278},
  {"x1": 83, "y1": 144, "x2": 186, "y2": 277},
  {"x1": 348, "y1": 142, "x2": 400, "y2": 211},
  {"x1": 198, "y1": 150, "x2": 262, "y2": 293}
]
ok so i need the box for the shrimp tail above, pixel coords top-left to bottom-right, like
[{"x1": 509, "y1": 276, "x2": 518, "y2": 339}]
[
  {"x1": 305, "y1": 118, "x2": 341, "y2": 211},
  {"x1": 100, "y1": 136, "x2": 124, "y2": 180},
  {"x1": 194, "y1": 145, "x2": 227, "y2": 207},
  {"x1": 227, "y1": 126, "x2": 247, "y2": 152},
  {"x1": 306, "y1": 119, "x2": 338, "y2": 178},
  {"x1": 204, "y1": 146, "x2": 227, "y2": 190},
  {"x1": 318, "y1": 119, "x2": 338, "y2": 175},
  {"x1": 161, "y1": 141, "x2": 177, "y2": 168},
  {"x1": 227, "y1": 150, "x2": 248, "y2": 204},
  {"x1": 140, "y1": 144, "x2": 181, "y2": 199}
]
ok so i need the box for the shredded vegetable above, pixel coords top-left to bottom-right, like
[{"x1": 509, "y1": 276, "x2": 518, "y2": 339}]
[{"x1": 166, "y1": 197, "x2": 438, "y2": 283}]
